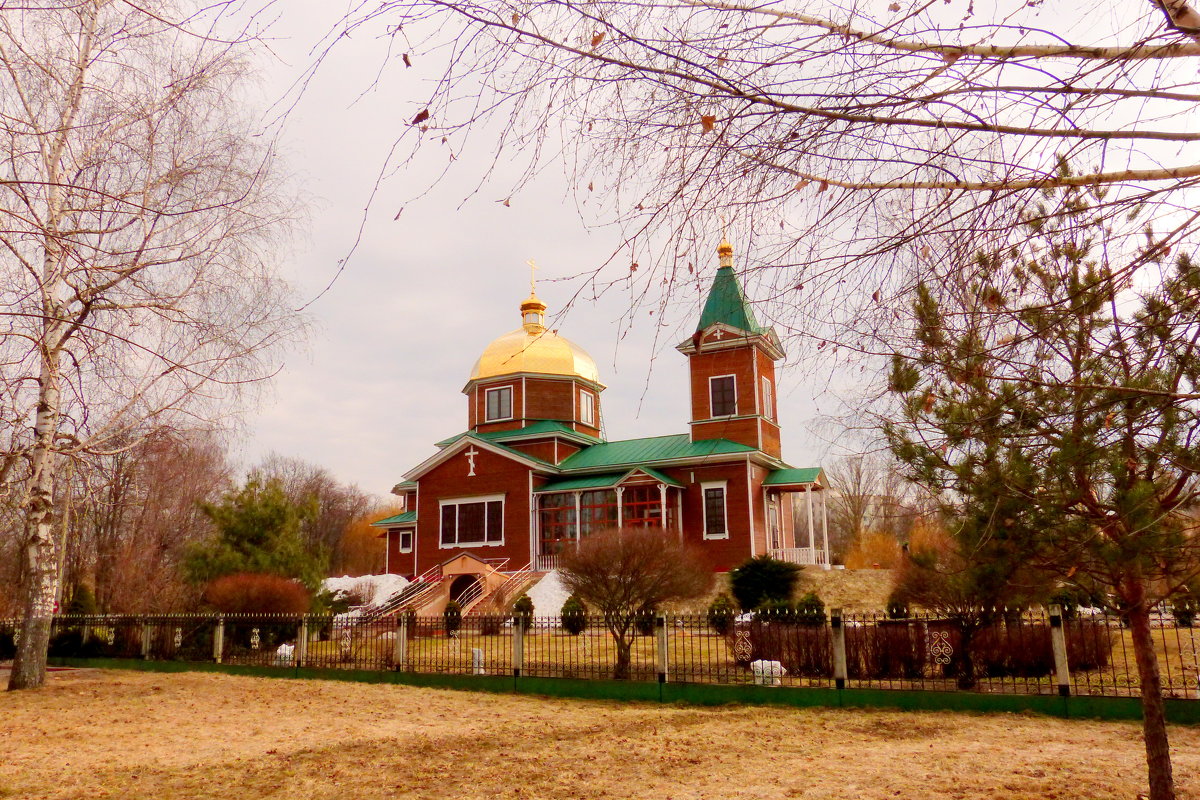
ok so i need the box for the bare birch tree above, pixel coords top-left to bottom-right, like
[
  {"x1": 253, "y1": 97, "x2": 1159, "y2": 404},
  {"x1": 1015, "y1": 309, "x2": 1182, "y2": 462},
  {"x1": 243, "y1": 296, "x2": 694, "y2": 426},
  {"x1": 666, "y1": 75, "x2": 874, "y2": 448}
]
[{"x1": 1, "y1": 2, "x2": 305, "y2": 690}]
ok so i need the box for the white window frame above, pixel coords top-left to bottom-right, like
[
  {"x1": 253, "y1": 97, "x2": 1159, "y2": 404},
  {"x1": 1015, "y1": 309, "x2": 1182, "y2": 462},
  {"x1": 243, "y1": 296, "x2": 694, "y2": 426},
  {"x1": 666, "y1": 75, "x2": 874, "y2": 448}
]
[
  {"x1": 579, "y1": 389, "x2": 595, "y2": 426},
  {"x1": 484, "y1": 385, "x2": 513, "y2": 422},
  {"x1": 396, "y1": 529, "x2": 414, "y2": 554},
  {"x1": 439, "y1": 493, "x2": 506, "y2": 548},
  {"x1": 708, "y1": 374, "x2": 738, "y2": 418},
  {"x1": 701, "y1": 480, "x2": 729, "y2": 540},
  {"x1": 762, "y1": 376, "x2": 774, "y2": 420}
]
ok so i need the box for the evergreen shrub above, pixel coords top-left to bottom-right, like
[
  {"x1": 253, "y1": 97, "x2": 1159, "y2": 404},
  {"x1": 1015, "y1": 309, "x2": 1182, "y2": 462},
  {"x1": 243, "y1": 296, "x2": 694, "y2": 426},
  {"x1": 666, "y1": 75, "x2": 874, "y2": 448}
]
[
  {"x1": 513, "y1": 594, "x2": 534, "y2": 626},
  {"x1": 443, "y1": 600, "x2": 462, "y2": 634},
  {"x1": 728, "y1": 555, "x2": 802, "y2": 610},
  {"x1": 707, "y1": 593, "x2": 737, "y2": 635},
  {"x1": 635, "y1": 608, "x2": 657, "y2": 636},
  {"x1": 795, "y1": 591, "x2": 826, "y2": 625},
  {"x1": 561, "y1": 595, "x2": 588, "y2": 635},
  {"x1": 754, "y1": 598, "x2": 797, "y2": 622},
  {"x1": 885, "y1": 592, "x2": 909, "y2": 619}
]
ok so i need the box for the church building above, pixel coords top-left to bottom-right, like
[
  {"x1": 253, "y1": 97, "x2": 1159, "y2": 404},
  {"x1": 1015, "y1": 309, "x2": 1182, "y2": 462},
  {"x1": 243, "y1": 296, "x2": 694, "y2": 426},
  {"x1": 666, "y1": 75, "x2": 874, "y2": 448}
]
[{"x1": 373, "y1": 240, "x2": 829, "y2": 587}]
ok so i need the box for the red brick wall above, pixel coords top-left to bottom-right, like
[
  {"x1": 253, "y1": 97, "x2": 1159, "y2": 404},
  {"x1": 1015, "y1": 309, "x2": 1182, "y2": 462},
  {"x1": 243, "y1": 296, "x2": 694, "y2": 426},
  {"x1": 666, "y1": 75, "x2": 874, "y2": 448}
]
[
  {"x1": 413, "y1": 446, "x2": 535, "y2": 574},
  {"x1": 524, "y1": 377, "x2": 574, "y2": 421},
  {"x1": 748, "y1": 463, "x2": 769, "y2": 557},
  {"x1": 466, "y1": 376, "x2": 603, "y2": 437},
  {"x1": 383, "y1": 527, "x2": 418, "y2": 577},
  {"x1": 469, "y1": 378, "x2": 525, "y2": 434},
  {"x1": 691, "y1": 416, "x2": 761, "y2": 450},
  {"x1": 760, "y1": 419, "x2": 781, "y2": 459},
  {"x1": 669, "y1": 460, "x2": 756, "y2": 572},
  {"x1": 506, "y1": 439, "x2": 558, "y2": 463},
  {"x1": 688, "y1": 348, "x2": 757, "y2": 421}
]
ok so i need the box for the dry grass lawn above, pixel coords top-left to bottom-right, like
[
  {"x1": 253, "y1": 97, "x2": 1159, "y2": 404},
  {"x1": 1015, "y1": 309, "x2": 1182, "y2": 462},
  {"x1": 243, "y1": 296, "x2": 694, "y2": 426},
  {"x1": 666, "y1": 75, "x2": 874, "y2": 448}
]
[{"x1": 1, "y1": 668, "x2": 1198, "y2": 800}]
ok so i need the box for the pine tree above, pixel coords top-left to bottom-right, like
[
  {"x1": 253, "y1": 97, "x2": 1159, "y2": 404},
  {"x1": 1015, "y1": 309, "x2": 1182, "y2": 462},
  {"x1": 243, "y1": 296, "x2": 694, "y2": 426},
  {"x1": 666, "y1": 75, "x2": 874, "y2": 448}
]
[
  {"x1": 184, "y1": 478, "x2": 326, "y2": 592},
  {"x1": 886, "y1": 192, "x2": 1200, "y2": 800}
]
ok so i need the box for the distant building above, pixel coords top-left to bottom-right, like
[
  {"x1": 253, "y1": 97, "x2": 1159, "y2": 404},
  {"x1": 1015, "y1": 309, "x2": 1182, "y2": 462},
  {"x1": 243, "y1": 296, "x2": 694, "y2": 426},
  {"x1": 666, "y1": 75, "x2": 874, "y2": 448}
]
[{"x1": 373, "y1": 240, "x2": 828, "y2": 597}]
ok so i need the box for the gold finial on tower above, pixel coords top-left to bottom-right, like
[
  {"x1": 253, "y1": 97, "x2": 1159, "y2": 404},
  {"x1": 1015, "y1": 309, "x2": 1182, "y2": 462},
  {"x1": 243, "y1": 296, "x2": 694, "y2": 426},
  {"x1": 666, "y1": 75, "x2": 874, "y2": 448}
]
[
  {"x1": 718, "y1": 237, "x2": 734, "y2": 268},
  {"x1": 521, "y1": 258, "x2": 547, "y2": 332}
]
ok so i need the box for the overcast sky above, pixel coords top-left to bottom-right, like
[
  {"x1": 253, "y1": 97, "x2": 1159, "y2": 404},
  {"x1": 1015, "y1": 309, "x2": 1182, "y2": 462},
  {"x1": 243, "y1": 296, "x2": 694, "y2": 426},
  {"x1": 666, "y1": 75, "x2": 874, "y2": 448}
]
[{"x1": 231, "y1": 4, "x2": 845, "y2": 500}]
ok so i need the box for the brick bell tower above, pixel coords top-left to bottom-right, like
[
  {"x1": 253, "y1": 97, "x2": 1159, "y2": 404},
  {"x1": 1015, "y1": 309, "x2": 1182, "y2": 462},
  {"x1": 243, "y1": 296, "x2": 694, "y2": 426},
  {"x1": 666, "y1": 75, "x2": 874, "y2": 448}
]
[{"x1": 675, "y1": 239, "x2": 785, "y2": 458}]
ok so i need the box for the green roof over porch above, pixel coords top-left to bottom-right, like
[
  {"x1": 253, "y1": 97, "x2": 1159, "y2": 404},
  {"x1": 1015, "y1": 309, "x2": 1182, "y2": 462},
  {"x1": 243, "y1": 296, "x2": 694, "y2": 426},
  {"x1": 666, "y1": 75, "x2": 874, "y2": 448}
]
[
  {"x1": 534, "y1": 472, "x2": 626, "y2": 492},
  {"x1": 535, "y1": 466, "x2": 685, "y2": 494},
  {"x1": 763, "y1": 467, "x2": 824, "y2": 487},
  {"x1": 370, "y1": 510, "x2": 417, "y2": 527}
]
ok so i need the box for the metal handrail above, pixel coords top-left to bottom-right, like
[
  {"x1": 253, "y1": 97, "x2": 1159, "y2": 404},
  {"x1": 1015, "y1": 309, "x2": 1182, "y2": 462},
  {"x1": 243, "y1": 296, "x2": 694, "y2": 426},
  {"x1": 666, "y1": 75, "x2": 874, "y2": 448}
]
[{"x1": 466, "y1": 562, "x2": 538, "y2": 615}]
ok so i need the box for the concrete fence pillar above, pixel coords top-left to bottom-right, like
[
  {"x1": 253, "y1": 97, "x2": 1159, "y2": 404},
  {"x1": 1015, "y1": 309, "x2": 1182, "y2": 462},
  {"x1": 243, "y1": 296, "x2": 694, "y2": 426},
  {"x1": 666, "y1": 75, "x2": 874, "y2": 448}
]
[
  {"x1": 395, "y1": 616, "x2": 408, "y2": 670},
  {"x1": 656, "y1": 614, "x2": 669, "y2": 684},
  {"x1": 831, "y1": 608, "x2": 848, "y2": 690},
  {"x1": 296, "y1": 617, "x2": 308, "y2": 668},
  {"x1": 1048, "y1": 604, "x2": 1071, "y2": 697},
  {"x1": 213, "y1": 615, "x2": 225, "y2": 664},
  {"x1": 512, "y1": 615, "x2": 525, "y2": 678},
  {"x1": 140, "y1": 617, "x2": 152, "y2": 660}
]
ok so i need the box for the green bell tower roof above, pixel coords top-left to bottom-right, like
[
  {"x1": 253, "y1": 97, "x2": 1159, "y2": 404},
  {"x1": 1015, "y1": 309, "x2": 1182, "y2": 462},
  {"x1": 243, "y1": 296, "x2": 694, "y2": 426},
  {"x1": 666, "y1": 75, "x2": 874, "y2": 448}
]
[{"x1": 696, "y1": 239, "x2": 766, "y2": 335}]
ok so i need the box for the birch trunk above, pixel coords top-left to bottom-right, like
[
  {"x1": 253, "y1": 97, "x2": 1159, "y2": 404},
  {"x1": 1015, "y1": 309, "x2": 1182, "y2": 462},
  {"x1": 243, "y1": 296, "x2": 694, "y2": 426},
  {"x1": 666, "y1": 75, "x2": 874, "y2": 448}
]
[
  {"x1": 8, "y1": 347, "x2": 63, "y2": 690},
  {"x1": 7, "y1": 7, "x2": 87, "y2": 690}
]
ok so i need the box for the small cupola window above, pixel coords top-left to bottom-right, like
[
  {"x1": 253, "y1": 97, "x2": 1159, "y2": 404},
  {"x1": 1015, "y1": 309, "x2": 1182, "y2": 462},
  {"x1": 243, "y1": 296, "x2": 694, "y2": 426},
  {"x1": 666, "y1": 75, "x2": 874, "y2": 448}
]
[{"x1": 520, "y1": 293, "x2": 547, "y2": 333}]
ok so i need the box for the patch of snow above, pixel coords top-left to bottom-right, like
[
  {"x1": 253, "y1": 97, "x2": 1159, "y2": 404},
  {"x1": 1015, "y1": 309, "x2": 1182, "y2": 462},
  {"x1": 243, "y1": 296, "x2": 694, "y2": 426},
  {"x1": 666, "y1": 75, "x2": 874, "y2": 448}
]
[
  {"x1": 274, "y1": 643, "x2": 295, "y2": 666},
  {"x1": 323, "y1": 574, "x2": 410, "y2": 608},
  {"x1": 525, "y1": 570, "x2": 569, "y2": 618}
]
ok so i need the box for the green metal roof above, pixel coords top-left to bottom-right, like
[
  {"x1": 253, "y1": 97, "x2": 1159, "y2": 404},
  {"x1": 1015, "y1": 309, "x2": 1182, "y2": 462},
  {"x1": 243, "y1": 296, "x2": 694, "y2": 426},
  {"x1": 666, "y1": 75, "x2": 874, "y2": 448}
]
[
  {"x1": 371, "y1": 510, "x2": 417, "y2": 527},
  {"x1": 637, "y1": 466, "x2": 685, "y2": 488},
  {"x1": 435, "y1": 420, "x2": 602, "y2": 448},
  {"x1": 697, "y1": 266, "x2": 765, "y2": 334},
  {"x1": 535, "y1": 466, "x2": 687, "y2": 494},
  {"x1": 535, "y1": 472, "x2": 627, "y2": 493},
  {"x1": 763, "y1": 467, "x2": 823, "y2": 486},
  {"x1": 557, "y1": 434, "x2": 755, "y2": 471}
]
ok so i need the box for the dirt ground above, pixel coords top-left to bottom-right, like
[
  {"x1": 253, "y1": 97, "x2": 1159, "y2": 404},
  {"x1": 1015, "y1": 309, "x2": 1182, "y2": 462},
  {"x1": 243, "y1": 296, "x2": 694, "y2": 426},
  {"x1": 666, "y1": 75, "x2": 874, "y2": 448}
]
[{"x1": 1, "y1": 669, "x2": 1198, "y2": 800}]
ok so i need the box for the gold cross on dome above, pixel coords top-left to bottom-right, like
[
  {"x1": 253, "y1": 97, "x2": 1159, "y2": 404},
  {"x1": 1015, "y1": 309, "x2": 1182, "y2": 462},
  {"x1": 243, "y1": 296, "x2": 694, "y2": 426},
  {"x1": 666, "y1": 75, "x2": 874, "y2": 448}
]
[{"x1": 527, "y1": 259, "x2": 538, "y2": 294}]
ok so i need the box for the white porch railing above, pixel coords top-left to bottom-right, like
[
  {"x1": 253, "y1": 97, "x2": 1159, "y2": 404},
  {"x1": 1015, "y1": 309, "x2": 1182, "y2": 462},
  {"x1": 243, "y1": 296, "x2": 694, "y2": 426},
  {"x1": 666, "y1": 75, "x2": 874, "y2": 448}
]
[
  {"x1": 769, "y1": 547, "x2": 828, "y2": 566},
  {"x1": 535, "y1": 554, "x2": 559, "y2": 573}
]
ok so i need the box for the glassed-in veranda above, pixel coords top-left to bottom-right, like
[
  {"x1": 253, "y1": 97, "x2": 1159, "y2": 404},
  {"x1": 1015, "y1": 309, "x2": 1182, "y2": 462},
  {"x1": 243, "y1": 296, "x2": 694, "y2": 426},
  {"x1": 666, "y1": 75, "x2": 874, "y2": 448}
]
[{"x1": 535, "y1": 485, "x2": 681, "y2": 570}]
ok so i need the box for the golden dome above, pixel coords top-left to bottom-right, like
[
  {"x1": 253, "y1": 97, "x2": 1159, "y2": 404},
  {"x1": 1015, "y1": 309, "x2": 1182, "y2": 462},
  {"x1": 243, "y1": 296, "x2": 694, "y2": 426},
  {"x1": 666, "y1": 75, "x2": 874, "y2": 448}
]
[{"x1": 468, "y1": 294, "x2": 603, "y2": 385}]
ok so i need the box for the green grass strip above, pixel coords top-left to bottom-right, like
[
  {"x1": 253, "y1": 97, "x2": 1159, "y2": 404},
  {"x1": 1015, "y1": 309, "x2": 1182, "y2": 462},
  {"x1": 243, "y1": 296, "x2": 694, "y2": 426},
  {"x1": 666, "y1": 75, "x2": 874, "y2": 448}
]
[{"x1": 49, "y1": 657, "x2": 1199, "y2": 724}]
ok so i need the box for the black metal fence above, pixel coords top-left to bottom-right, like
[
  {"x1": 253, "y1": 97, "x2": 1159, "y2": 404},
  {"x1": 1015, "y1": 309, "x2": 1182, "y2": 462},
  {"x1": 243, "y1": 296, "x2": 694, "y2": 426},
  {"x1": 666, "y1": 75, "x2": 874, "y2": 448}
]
[{"x1": 5, "y1": 607, "x2": 1197, "y2": 699}]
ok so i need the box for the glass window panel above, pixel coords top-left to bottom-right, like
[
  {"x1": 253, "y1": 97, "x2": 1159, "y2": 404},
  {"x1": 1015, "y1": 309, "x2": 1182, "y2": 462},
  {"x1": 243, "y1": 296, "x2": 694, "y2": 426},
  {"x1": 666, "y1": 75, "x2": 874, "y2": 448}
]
[
  {"x1": 457, "y1": 501, "x2": 486, "y2": 543},
  {"x1": 704, "y1": 487, "x2": 727, "y2": 537},
  {"x1": 486, "y1": 501, "x2": 503, "y2": 542},
  {"x1": 486, "y1": 386, "x2": 512, "y2": 420},
  {"x1": 710, "y1": 376, "x2": 736, "y2": 417}
]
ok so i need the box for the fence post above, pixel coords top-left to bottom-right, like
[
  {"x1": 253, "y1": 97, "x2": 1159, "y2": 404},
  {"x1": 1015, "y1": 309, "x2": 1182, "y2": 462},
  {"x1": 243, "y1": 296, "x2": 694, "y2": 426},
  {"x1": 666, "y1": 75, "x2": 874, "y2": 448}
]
[
  {"x1": 213, "y1": 614, "x2": 225, "y2": 664},
  {"x1": 1048, "y1": 604, "x2": 1071, "y2": 697},
  {"x1": 296, "y1": 616, "x2": 308, "y2": 668},
  {"x1": 512, "y1": 614, "x2": 525, "y2": 678},
  {"x1": 395, "y1": 615, "x2": 408, "y2": 671},
  {"x1": 831, "y1": 608, "x2": 847, "y2": 691},
  {"x1": 140, "y1": 616, "x2": 151, "y2": 660},
  {"x1": 656, "y1": 614, "x2": 669, "y2": 684}
]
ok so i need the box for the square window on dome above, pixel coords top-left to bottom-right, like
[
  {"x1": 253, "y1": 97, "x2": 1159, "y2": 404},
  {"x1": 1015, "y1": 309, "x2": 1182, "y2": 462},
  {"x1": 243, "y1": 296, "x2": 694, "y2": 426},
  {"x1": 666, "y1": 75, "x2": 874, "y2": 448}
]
[{"x1": 485, "y1": 386, "x2": 513, "y2": 421}]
